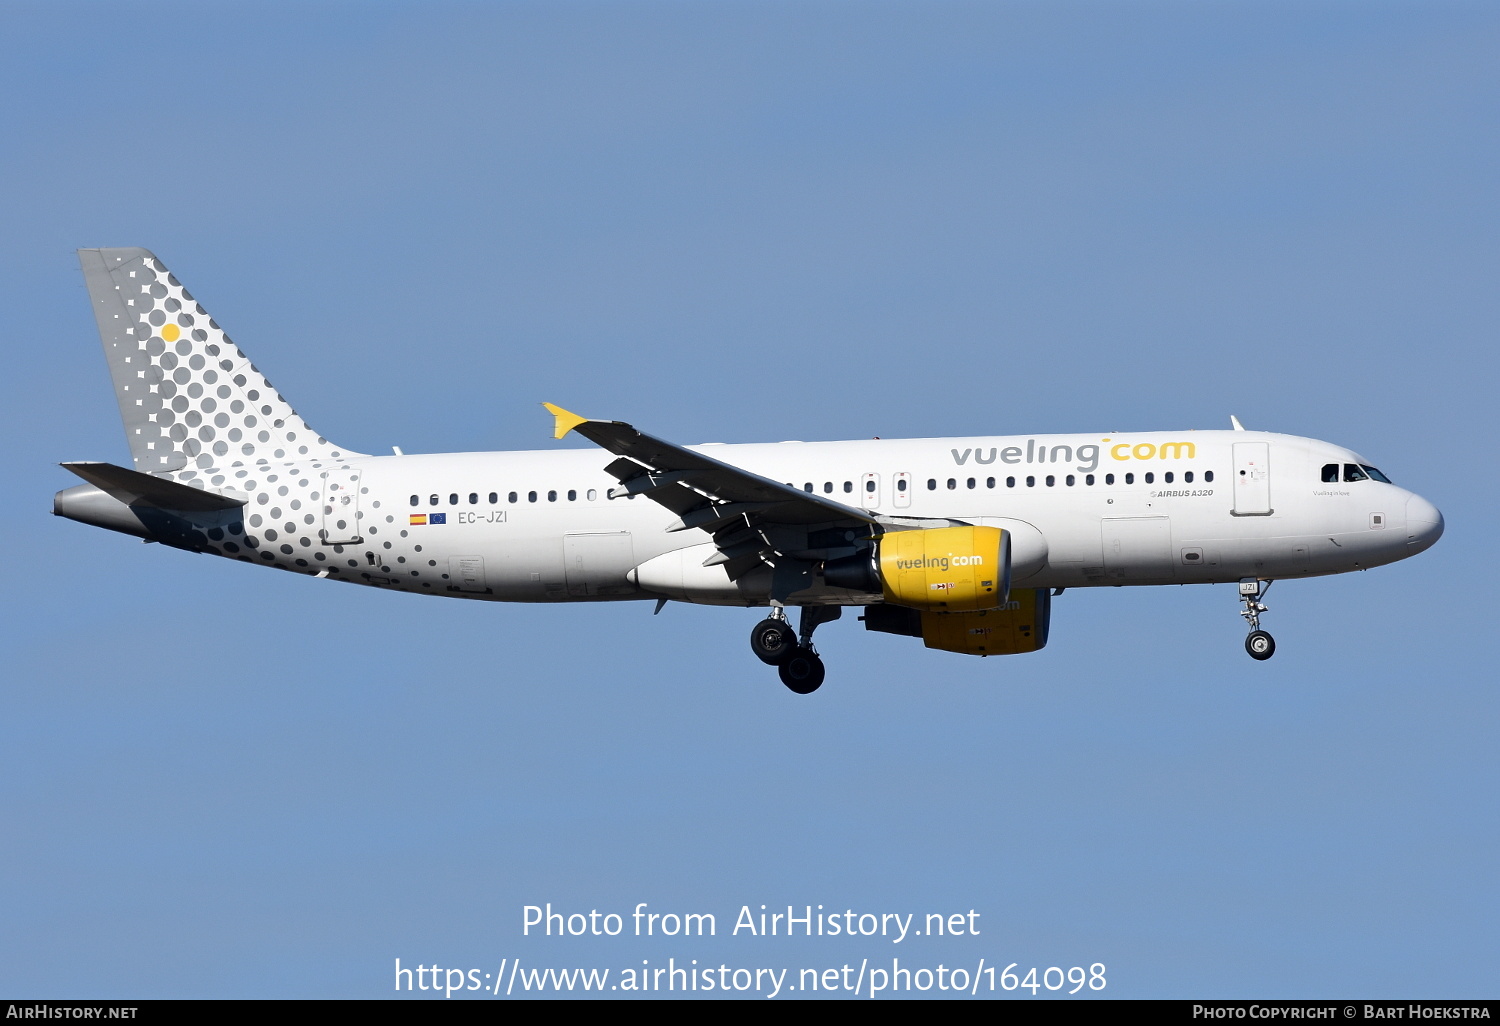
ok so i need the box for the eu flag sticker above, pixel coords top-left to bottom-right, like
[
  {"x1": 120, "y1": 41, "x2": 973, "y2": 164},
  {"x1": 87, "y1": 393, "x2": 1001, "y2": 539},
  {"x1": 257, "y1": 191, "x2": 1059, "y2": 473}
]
[{"x1": 429, "y1": 512, "x2": 447, "y2": 525}]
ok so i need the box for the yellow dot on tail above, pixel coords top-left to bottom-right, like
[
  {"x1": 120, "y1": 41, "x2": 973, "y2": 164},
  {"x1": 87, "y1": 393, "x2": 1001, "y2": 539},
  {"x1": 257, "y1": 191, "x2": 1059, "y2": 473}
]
[{"x1": 162, "y1": 323, "x2": 180, "y2": 342}]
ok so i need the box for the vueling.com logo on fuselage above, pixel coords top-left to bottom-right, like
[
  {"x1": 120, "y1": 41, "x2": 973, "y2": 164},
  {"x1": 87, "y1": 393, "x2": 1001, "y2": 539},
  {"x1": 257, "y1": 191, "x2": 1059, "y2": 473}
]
[
  {"x1": 950, "y1": 438, "x2": 1197, "y2": 473},
  {"x1": 895, "y1": 553, "x2": 985, "y2": 572},
  {"x1": 1105, "y1": 439, "x2": 1197, "y2": 462}
]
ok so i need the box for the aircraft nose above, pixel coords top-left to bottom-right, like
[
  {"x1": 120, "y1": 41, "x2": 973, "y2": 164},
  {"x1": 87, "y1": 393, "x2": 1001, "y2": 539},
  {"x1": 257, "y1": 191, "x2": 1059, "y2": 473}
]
[{"x1": 1405, "y1": 493, "x2": 1444, "y2": 554}]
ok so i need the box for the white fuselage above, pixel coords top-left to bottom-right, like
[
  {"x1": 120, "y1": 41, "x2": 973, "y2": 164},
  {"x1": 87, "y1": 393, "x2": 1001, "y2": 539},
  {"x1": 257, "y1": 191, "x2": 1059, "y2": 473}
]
[{"x1": 195, "y1": 428, "x2": 1440, "y2": 605}]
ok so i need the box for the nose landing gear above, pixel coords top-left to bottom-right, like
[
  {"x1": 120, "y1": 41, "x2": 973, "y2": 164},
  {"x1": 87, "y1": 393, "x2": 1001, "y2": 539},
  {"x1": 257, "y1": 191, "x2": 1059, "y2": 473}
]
[
  {"x1": 1238, "y1": 578, "x2": 1276, "y2": 660},
  {"x1": 750, "y1": 606, "x2": 839, "y2": 693}
]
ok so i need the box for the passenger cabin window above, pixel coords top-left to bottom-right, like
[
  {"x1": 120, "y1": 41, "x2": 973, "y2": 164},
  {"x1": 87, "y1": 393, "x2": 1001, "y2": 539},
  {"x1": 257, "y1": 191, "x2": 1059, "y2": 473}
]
[
  {"x1": 1343, "y1": 464, "x2": 1369, "y2": 483},
  {"x1": 866, "y1": 480, "x2": 876, "y2": 493},
  {"x1": 528, "y1": 491, "x2": 537, "y2": 503},
  {"x1": 409, "y1": 495, "x2": 419, "y2": 507},
  {"x1": 1184, "y1": 472, "x2": 1193, "y2": 483},
  {"x1": 803, "y1": 483, "x2": 813, "y2": 493},
  {"x1": 1125, "y1": 473, "x2": 1134, "y2": 484},
  {"x1": 1086, "y1": 474, "x2": 1095, "y2": 485},
  {"x1": 1006, "y1": 477, "x2": 1016, "y2": 488},
  {"x1": 845, "y1": 481, "x2": 854, "y2": 493},
  {"x1": 1066, "y1": 475, "x2": 1075, "y2": 486},
  {"x1": 587, "y1": 489, "x2": 597, "y2": 500},
  {"x1": 567, "y1": 490, "x2": 576, "y2": 501},
  {"x1": 1105, "y1": 474, "x2": 1115, "y2": 485},
  {"x1": 1204, "y1": 470, "x2": 1214, "y2": 483},
  {"x1": 895, "y1": 479, "x2": 906, "y2": 492},
  {"x1": 1144, "y1": 472, "x2": 1154, "y2": 484},
  {"x1": 449, "y1": 493, "x2": 458, "y2": 505},
  {"x1": 547, "y1": 490, "x2": 557, "y2": 501},
  {"x1": 1164, "y1": 472, "x2": 1173, "y2": 484},
  {"x1": 468, "y1": 492, "x2": 478, "y2": 504},
  {"x1": 488, "y1": 492, "x2": 498, "y2": 504},
  {"x1": 986, "y1": 477, "x2": 996, "y2": 488},
  {"x1": 429, "y1": 494, "x2": 439, "y2": 506},
  {"x1": 947, "y1": 478, "x2": 957, "y2": 490},
  {"x1": 508, "y1": 491, "x2": 518, "y2": 503},
  {"x1": 1026, "y1": 476, "x2": 1035, "y2": 487},
  {"x1": 927, "y1": 479, "x2": 937, "y2": 490}
]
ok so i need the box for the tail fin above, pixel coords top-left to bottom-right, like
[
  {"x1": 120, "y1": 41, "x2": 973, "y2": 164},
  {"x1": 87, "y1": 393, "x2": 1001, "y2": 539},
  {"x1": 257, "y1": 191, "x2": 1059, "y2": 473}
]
[{"x1": 77, "y1": 247, "x2": 362, "y2": 476}]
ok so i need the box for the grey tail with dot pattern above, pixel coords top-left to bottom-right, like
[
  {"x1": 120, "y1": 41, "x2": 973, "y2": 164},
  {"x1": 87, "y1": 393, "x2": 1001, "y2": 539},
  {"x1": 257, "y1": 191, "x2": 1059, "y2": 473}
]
[{"x1": 78, "y1": 247, "x2": 363, "y2": 477}]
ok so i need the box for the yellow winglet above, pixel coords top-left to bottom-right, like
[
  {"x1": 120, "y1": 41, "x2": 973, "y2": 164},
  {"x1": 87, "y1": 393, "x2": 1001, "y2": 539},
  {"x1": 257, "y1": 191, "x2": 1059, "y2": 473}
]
[{"x1": 542, "y1": 402, "x2": 590, "y2": 440}]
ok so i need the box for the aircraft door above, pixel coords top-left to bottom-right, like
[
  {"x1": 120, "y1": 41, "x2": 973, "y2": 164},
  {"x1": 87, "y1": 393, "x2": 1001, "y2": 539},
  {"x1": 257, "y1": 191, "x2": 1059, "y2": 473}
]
[
  {"x1": 320, "y1": 468, "x2": 362, "y2": 544},
  {"x1": 860, "y1": 473, "x2": 880, "y2": 511},
  {"x1": 1232, "y1": 442, "x2": 1272, "y2": 516}
]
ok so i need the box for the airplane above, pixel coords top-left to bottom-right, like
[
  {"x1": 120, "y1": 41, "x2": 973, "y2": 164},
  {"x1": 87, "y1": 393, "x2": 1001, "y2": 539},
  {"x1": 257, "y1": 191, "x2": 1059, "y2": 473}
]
[{"x1": 55, "y1": 248, "x2": 1444, "y2": 693}]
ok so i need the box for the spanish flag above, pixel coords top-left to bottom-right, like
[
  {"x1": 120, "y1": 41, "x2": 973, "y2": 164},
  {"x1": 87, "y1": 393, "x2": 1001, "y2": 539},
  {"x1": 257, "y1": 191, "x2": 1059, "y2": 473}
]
[{"x1": 409, "y1": 514, "x2": 428, "y2": 526}]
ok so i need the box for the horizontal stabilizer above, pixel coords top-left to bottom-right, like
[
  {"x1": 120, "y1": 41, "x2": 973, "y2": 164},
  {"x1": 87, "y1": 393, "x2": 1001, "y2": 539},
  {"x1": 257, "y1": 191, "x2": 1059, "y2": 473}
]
[{"x1": 60, "y1": 462, "x2": 246, "y2": 511}]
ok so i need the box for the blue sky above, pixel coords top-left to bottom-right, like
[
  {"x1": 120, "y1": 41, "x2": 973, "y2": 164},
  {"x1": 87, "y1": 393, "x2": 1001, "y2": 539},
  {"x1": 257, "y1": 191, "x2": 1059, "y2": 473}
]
[{"x1": 2, "y1": 1, "x2": 1496, "y2": 999}]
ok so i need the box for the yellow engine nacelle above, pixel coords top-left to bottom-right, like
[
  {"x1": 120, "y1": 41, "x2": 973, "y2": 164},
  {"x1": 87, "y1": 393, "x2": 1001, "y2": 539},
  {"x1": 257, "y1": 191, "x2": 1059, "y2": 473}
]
[
  {"x1": 877, "y1": 525, "x2": 1010, "y2": 612},
  {"x1": 920, "y1": 587, "x2": 1051, "y2": 656}
]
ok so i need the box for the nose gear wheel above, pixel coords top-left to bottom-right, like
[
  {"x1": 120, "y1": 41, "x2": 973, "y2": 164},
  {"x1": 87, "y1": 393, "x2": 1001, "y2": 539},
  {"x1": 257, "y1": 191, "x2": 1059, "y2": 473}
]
[{"x1": 1245, "y1": 630, "x2": 1275, "y2": 660}]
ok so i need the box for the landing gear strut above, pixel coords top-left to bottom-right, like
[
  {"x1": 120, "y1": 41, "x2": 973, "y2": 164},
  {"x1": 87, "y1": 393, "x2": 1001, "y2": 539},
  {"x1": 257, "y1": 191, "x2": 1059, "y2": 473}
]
[
  {"x1": 750, "y1": 606, "x2": 839, "y2": 693},
  {"x1": 1238, "y1": 578, "x2": 1276, "y2": 661}
]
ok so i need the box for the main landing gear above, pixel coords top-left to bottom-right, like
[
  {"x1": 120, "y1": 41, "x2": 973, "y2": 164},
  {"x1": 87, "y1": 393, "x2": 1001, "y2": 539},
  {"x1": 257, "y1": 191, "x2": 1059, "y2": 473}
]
[
  {"x1": 750, "y1": 606, "x2": 840, "y2": 694},
  {"x1": 1238, "y1": 578, "x2": 1276, "y2": 661}
]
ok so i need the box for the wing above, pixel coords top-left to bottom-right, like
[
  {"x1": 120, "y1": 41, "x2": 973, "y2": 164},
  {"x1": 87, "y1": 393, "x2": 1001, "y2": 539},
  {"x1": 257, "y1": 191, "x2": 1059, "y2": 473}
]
[{"x1": 544, "y1": 403, "x2": 880, "y2": 587}]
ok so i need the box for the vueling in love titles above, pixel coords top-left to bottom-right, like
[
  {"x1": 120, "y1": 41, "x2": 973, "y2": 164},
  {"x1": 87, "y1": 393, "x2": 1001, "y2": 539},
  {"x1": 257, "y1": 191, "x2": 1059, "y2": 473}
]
[{"x1": 56, "y1": 249, "x2": 1444, "y2": 694}]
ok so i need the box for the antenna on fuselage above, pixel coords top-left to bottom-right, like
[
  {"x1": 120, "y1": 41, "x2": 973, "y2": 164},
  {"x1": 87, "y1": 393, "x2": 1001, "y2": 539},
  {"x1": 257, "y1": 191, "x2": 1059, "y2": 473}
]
[{"x1": 1230, "y1": 415, "x2": 1246, "y2": 431}]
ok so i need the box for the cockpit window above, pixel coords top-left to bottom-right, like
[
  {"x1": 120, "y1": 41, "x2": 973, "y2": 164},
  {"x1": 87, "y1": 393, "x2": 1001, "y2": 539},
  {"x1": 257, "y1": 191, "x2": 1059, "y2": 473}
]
[
  {"x1": 1321, "y1": 463, "x2": 1339, "y2": 483},
  {"x1": 1343, "y1": 464, "x2": 1369, "y2": 483},
  {"x1": 1361, "y1": 464, "x2": 1392, "y2": 484}
]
